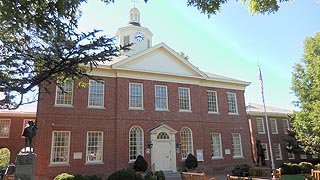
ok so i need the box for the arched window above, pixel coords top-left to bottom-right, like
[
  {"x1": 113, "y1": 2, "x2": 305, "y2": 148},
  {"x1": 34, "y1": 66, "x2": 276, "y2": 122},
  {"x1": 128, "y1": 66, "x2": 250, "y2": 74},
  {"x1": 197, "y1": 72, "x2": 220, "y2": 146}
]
[
  {"x1": 180, "y1": 127, "x2": 193, "y2": 159},
  {"x1": 129, "y1": 126, "x2": 144, "y2": 161},
  {"x1": 157, "y1": 132, "x2": 169, "y2": 139}
]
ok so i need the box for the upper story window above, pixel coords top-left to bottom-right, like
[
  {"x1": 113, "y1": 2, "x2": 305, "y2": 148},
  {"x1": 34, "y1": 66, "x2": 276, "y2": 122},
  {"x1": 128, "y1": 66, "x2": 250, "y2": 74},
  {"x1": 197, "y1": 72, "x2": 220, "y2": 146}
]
[
  {"x1": 124, "y1": 35, "x2": 130, "y2": 46},
  {"x1": 210, "y1": 133, "x2": 223, "y2": 159},
  {"x1": 88, "y1": 80, "x2": 104, "y2": 108},
  {"x1": 155, "y1": 85, "x2": 168, "y2": 110},
  {"x1": 55, "y1": 80, "x2": 74, "y2": 106},
  {"x1": 178, "y1": 87, "x2": 191, "y2": 111},
  {"x1": 180, "y1": 127, "x2": 193, "y2": 159},
  {"x1": 282, "y1": 119, "x2": 289, "y2": 134},
  {"x1": 270, "y1": 118, "x2": 278, "y2": 134},
  {"x1": 256, "y1": 118, "x2": 265, "y2": 134},
  {"x1": 207, "y1": 91, "x2": 218, "y2": 113},
  {"x1": 50, "y1": 131, "x2": 70, "y2": 164},
  {"x1": 0, "y1": 119, "x2": 11, "y2": 138},
  {"x1": 226, "y1": 92, "x2": 238, "y2": 114},
  {"x1": 86, "y1": 131, "x2": 103, "y2": 163},
  {"x1": 129, "y1": 126, "x2": 144, "y2": 161},
  {"x1": 231, "y1": 133, "x2": 243, "y2": 158},
  {"x1": 129, "y1": 83, "x2": 143, "y2": 109}
]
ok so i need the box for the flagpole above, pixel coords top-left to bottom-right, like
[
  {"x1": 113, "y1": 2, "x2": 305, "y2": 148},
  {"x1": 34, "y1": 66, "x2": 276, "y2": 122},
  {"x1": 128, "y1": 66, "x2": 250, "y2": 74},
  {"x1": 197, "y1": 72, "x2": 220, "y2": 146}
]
[{"x1": 258, "y1": 65, "x2": 275, "y2": 171}]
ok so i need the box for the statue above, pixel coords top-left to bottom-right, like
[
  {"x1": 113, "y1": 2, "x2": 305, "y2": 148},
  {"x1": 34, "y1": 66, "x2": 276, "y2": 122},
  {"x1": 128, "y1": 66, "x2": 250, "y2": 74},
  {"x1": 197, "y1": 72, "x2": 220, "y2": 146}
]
[
  {"x1": 256, "y1": 140, "x2": 266, "y2": 166},
  {"x1": 22, "y1": 120, "x2": 37, "y2": 153}
]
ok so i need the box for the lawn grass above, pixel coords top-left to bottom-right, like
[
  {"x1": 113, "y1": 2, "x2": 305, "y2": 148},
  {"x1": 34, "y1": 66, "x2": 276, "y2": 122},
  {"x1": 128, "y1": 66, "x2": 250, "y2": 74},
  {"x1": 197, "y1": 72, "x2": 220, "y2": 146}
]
[{"x1": 282, "y1": 174, "x2": 306, "y2": 180}]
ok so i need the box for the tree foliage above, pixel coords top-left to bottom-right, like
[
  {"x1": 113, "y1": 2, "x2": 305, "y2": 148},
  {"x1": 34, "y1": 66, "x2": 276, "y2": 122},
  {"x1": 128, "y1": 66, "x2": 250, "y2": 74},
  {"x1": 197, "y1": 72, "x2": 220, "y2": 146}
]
[
  {"x1": 291, "y1": 33, "x2": 320, "y2": 154},
  {"x1": 0, "y1": 148, "x2": 10, "y2": 169}
]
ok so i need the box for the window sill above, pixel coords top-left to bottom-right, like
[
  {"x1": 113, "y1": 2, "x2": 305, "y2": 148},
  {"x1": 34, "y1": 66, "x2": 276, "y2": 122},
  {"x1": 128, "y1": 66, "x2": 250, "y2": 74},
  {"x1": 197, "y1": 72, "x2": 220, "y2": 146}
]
[
  {"x1": 129, "y1": 107, "x2": 145, "y2": 111},
  {"x1": 179, "y1": 110, "x2": 192, "y2": 113},
  {"x1": 85, "y1": 162, "x2": 104, "y2": 165},
  {"x1": 212, "y1": 157, "x2": 224, "y2": 160},
  {"x1": 155, "y1": 109, "x2": 169, "y2": 112},
  {"x1": 232, "y1": 156, "x2": 244, "y2": 159},
  {"x1": 49, "y1": 163, "x2": 70, "y2": 167},
  {"x1": 87, "y1": 106, "x2": 105, "y2": 109},
  {"x1": 228, "y1": 113, "x2": 239, "y2": 115},
  {"x1": 208, "y1": 112, "x2": 219, "y2": 114},
  {"x1": 54, "y1": 104, "x2": 73, "y2": 108}
]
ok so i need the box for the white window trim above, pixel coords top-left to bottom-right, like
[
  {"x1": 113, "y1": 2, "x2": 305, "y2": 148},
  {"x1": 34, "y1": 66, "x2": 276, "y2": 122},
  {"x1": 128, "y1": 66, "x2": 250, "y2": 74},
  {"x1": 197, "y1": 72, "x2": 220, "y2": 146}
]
[
  {"x1": 50, "y1": 131, "x2": 71, "y2": 165},
  {"x1": 0, "y1": 119, "x2": 11, "y2": 138},
  {"x1": 55, "y1": 80, "x2": 74, "y2": 107},
  {"x1": 155, "y1": 85, "x2": 168, "y2": 111},
  {"x1": 88, "y1": 80, "x2": 105, "y2": 108},
  {"x1": 207, "y1": 90, "x2": 219, "y2": 114},
  {"x1": 86, "y1": 131, "x2": 103, "y2": 164},
  {"x1": 180, "y1": 127, "x2": 194, "y2": 160},
  {"x1": 274, "y1": 143, "x2": 282, "y2": 160},
  {"x1": 256, "y1": 118, "x2": 265, "y2": 134},
  {"x1": 261, "y1": 143, "x2": 269, "y2": 160},
  {"x1": 288, "y1": 152, "x2": 295, "y2": 160},
  {"x1": 282, "y1": 119, "x2": 289, "y2": 134},
  {"x1": 270, "y1": 118, "x2": 278, "y2": 134},
  {"x1": 129, "y1": 83, "x2": 144, "y2": 110},
  {"x1": 211, "y1": 133, "x2": 223, "y2": 159},
  {"x1": 232, "y1": 133, "x2": 243, "y2": 158},
  {"x1": 128, "y1": 126, "x2": 144, "y2": 162},
  {"x1": 178, "y1": 87, "x2": 191, "y2": 112},
  {"x1": 300, "y1": 153, "x2": 307, "y2": 159},
  {"x1": 227, "y1": 92, "x2": 238, "y2": 115}
]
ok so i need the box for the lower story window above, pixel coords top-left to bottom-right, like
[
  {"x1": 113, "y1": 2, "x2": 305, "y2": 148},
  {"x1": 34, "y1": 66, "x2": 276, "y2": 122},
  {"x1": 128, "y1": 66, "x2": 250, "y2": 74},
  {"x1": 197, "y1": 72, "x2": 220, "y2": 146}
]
[
  {"x1": 86, "y1": 131, "x2": 103, "y2": 163},
  {"x1": 50, "y1": 131, "x2": 70, "y2": 164},
  {"x1": 231, "y1": 133, "x2": 243, "y2": 158}
]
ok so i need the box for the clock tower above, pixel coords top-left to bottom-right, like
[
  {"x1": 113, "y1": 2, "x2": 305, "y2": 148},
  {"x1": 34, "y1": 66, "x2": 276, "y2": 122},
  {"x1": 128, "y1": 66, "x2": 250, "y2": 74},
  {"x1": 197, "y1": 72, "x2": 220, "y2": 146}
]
[{"x1": 116, "y1": 7, "x2": 153, "y2": 56}]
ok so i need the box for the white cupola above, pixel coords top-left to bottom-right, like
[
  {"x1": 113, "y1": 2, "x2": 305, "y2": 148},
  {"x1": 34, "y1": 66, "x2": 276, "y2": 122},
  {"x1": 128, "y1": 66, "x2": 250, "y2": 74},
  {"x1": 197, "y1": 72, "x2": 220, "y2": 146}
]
[{"x1": 116, "y1": 7, "x2": 153, "y2": 56}]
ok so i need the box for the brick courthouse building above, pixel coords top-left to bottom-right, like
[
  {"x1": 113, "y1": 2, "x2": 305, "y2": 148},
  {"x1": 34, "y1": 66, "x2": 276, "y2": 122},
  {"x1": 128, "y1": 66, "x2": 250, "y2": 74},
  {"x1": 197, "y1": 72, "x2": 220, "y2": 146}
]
[{"x1": 33, "y1": 7, "x2": 253, "y2": 179}]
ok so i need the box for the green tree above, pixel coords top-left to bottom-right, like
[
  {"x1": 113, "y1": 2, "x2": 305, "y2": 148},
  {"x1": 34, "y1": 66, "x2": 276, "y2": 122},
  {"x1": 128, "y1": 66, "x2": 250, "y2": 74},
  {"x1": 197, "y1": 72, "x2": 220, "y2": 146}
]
[
  {"x1": 291, "y1": 33, "x2": 320, "y2": 154},
  {"x1": 0, "y1": 148, "x2": 10, "y2": 169}
]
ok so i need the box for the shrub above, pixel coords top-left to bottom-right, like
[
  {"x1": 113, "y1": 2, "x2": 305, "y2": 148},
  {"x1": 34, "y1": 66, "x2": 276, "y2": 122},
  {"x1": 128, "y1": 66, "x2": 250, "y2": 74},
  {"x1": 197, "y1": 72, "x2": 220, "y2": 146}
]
[
  {"x1": 73, "y1": 174, "x2": 102, "y2": 180},
  {"x1": 315, "y1": 163, "x2": 320, "y2": 170},
  {"x1": 54, "y1": 173, "x2": 74, "y2": 180},
  {"x1": 0, "y1": 148, "x2": 10, "y2": 169},
  {"x1": 107, "y1": 168, "x2": 136, "y2": 180},
  {"x1": 185, "y1": 153, "x2": 198, "y2": 170},
  {"x1": 231, "y1": 164, "x2": 251, "y2": 176},
  {"x1": 145, "y1": 171, "x2": 157, "y2": 180},
  {"x1": 292, "y1": 163, "x2": 301, "y2": 174},
  {"x1": 280, "y1": 163, "x2": 293, "y2": 174},
  {"x1": 134, "y1": 155, "x2": 148, "y2": 172},
  {"x1": 300, "y1": 162, "x2": 313, "y2": 174},
  {"x1": 155, "y1": 170, "x2": 165, "y2": 180}
]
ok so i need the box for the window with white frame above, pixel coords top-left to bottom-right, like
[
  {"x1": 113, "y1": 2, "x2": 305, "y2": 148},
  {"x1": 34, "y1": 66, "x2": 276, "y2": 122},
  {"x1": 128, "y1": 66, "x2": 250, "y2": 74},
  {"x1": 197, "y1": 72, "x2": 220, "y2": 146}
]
[
  {"x1": 86, "y1": 131, "x2": 103, "y2": 163},
  {"x1": 180, "y1": 127, "x2": 193, "y2": 159},
  {"x1": 129, "y1": 126, "x2": 144, "y2": 161},
  {"x1": 55, "y1": 80, "x2": 74, "y2": 106},
  {"x1": 88, "y1": 80, "x2": 104, "y2": 108},
  {"x1": 50, "y1": 131, "x2": 70, "y2": 164},
  {"x1": 227, "y1": 92, "x2": 238, "y2": 114},
  {"x1": 282, "y1": 119, "x2": 289, "y2": 134},
  {"x1": 312, "y1": 154, "x2": 318, "y2": 159},
  {"x1": 273, "y1": 143, "x2": 282, "y2": 160},
  {"x1": 269, "y1": 118, "x2": 278, "y2": 134},
  {"x1": 288, "y1": 152, "x2": 295, "y2": 160},
  {"x1": 210, "y1": 133, "x2": 223, "y2": 159},
  {"x1": 129, "y1": 83, "x2": 143, "y2": 109},
  {"x1": 261, "y1": 143, "x2": 269, "y2": 160},
  {"x1": 231, "y1": 133, "x2": 243, "y2": 158},
  {"x1": 0, "y1": 119, "x2": 11, "y2": 138},
  {"x1": 155, "y1": 85, "x2": 168, "y2": 110},
  {"x1": 179, "y1": 87, "x2": 191, "y2": 111},
  {"x1": 22, "y1": 119, "x2": 35, "y2": 135},
  {"x1": 207, "y1": 91, "x2": 218, "y2": 113},
  {"x1": 256, "y1": 118, "x2": 265, "y2": 134},
  {"x1": 124, "y1": 35, "x2": 130, "y2": 46},
  {"x1": 300, "y1": 153, "x2": 307, "y2": 159}
]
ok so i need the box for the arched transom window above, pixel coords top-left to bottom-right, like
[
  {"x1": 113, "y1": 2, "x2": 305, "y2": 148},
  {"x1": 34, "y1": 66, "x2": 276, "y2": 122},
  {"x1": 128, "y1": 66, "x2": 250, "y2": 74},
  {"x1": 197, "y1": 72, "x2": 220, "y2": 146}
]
[
  {"x1": 180, "y1": 127, "x2": 193, "y2": 159},
  {"x1": 129, "y1": 126, "x2": 144, "y2": 161},
  {"x1": 157, "y1": 132, "x2": 169, "y2": 139}
]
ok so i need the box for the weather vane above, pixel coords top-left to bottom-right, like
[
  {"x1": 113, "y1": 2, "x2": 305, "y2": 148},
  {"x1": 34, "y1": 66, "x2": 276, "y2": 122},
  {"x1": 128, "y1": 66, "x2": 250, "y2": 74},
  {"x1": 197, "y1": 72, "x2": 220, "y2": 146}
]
[{"x1": 132, "y1": 0, "x2": 138, "y2": 7}]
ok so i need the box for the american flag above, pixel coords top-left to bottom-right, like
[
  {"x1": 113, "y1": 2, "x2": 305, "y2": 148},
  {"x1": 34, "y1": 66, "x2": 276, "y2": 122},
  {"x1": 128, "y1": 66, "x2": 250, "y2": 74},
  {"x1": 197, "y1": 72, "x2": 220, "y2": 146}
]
[{"x1": 258, "y1": 65, "x2": 264, "y2": 97}]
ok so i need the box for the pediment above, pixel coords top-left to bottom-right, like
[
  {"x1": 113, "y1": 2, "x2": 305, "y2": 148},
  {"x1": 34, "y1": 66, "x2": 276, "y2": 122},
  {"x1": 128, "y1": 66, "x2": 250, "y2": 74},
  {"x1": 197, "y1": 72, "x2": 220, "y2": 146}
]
[
  {"x1": 112, "y1": 43, "x2": 207, "y2": 78},
  {"x1": 149, "y1": 123, "x2": 177, "y2": 134}
]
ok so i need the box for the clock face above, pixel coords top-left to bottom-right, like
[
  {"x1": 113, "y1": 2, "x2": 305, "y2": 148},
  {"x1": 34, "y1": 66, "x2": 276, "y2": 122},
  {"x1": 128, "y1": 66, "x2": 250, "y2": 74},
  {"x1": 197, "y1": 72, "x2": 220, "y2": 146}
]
[{"x1": 135, "y1": 32, "x2": 144, "y2": 42}]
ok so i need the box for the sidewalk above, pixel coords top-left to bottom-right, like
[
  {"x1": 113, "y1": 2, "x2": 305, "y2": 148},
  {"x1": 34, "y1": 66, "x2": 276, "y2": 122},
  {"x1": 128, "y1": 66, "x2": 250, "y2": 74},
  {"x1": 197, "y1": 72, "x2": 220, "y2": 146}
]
[{"x1": 167, "y1": 173, "x2": 227, "y2": 180}]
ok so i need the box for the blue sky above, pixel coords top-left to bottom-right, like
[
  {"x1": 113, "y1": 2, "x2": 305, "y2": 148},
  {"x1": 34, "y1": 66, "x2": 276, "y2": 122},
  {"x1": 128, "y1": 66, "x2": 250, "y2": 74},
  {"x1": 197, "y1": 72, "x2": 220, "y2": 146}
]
[
  {"x1": 3, "y1": 0, "x2": 319, "y2": 113},
  {"x1": 77, "y1": 0, "x2": 320, "y2": 111}
]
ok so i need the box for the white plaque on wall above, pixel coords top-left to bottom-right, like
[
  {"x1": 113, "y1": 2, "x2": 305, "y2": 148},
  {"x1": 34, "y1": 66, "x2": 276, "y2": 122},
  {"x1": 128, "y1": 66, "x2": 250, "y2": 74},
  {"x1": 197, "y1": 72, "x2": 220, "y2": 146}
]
[
  {"x1": 73, "y1": 152, "x2": 82, "y2": 159},
  {"x1": 196, "y1": 149, "x2": 204, "y2": 161},
  {"x1": 225, "y1": 149, "x2": 231, "y2": 155}
]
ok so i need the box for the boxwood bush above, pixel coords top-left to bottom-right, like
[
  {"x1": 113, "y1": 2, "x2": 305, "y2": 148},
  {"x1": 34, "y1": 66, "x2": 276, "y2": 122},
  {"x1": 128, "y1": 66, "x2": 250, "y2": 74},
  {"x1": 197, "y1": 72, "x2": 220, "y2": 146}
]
[
  {"x1": 299, "y1": 162, "x2": 313, "y2": 174},
  {"x1": 54, "y1": 173, "x2": 74, "y2": 180},
  {"x1": 107, "y1": 168, "x2": 137, "y2": 180}
]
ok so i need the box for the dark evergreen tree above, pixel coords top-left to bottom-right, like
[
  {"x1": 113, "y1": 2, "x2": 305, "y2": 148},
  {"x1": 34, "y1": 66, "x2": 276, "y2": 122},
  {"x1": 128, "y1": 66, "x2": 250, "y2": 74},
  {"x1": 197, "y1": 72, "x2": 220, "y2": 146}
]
[
  {"x1": 185, "y1": 153, "x2": 198, "y2": 170},
  {"x1": 133, "y1": 155, "x2": 148, "y2": 172}
]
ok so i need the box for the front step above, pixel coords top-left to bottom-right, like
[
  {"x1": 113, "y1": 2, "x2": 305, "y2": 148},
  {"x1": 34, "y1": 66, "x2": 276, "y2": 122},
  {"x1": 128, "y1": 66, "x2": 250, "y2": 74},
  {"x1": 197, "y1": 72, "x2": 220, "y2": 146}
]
[{"x1": 164, "y1": 171, "x2": 181, "y2": 179}]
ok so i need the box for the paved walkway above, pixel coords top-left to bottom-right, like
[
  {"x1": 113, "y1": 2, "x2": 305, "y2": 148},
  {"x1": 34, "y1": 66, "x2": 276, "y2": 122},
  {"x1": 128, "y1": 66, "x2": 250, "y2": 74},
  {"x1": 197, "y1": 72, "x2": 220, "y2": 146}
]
[{"x1": 166, "y1": 173, "x2": 227, "y2": 180}]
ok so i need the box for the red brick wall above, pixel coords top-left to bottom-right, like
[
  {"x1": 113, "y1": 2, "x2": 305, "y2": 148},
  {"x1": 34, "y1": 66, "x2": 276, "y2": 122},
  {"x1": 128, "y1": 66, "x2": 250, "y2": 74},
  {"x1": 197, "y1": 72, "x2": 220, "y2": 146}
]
[{"x1": 35, "y1": 76, "x2": 252, "y2": 179}]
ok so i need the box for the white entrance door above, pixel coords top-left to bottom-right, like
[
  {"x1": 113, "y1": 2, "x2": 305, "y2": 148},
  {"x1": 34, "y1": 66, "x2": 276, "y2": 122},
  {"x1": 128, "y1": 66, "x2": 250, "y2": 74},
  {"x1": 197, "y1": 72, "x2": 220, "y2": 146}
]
[{"x1": 156, "y1": 141, "x2": 172, "y2": 171}]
